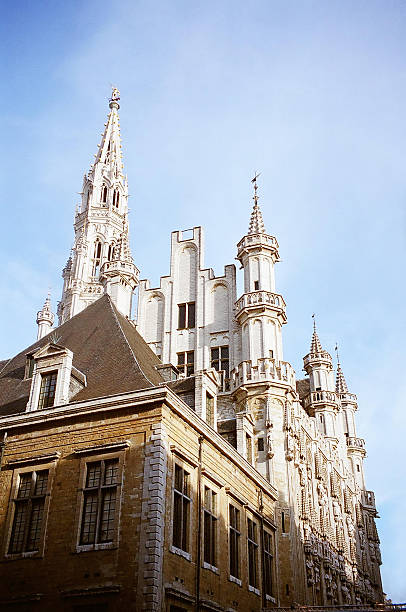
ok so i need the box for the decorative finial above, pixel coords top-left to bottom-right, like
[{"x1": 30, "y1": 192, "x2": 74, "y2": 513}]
[
  {"x1": 110, "y1": 86, "x2": 120, "y2": 102},
  {"x1": 248, "y1": 173, "x2": 266, "y2": 234},
  {"x1": 251, "y1": 171, "x2": 261, "y2": 206},
  {"x1": 310, "y1": 313, "x2": 323, "y2": 354},
  {"x1": 334, "y1": 343, "x2": 340, "y2": 363}
]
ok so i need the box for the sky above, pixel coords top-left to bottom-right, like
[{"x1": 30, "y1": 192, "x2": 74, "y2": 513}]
[{"x1": 1, "y1": 0, "x2": 405, "y2": 600}]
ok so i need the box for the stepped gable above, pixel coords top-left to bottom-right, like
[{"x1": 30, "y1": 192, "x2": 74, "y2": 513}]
[{"x1": 0, "y1": 294, "x2": 163, "y2": 416}]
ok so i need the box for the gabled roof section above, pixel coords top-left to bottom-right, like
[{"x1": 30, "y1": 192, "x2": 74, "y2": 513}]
[{"x1": 0, "y1": 295, "x2": 164, "y2": 417}]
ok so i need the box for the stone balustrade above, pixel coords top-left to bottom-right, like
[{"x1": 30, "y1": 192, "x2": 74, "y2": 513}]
[
  {"x1": 303, "y1": 390, "x2": 338, "y2": 408},
  {"x1": 237, "y1": 232, "x2": 279, "y2": 252},
  {"x1": 230, "y1": 358, "x2": 296, "y2": 390},
  {"x1": 338, "y1": 391, "x2": 358, "y2": 404},
  {"x1": 101, "y1": 260, "x2": 140, "y2": 278},
  {"x1": 362, "y1": 490, "x2": 376, "y2": 509},
  {"x1": 235, "y1": 290, "x2": 286, "y2": 318},
  {"x1": 346, "y1": 436, "x2": 365, "y2": 450}
]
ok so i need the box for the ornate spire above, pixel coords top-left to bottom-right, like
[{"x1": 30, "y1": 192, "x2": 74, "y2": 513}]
[
  {"x1": 335, "y1": 344, "x2": 349, "y2": 393},
  {"x1": 310, "y1": 314, "x2": 323, "y2": 354},
  {"x1": 248, "y1": 173, "x2": 266, "y2": 234},
  {"x1": 91, "y1": 87, "x2": 124, "y2": 177},
  {"x1": 58, "y1": 89, "x2": 138, "y2": 324},
  {"x1": 36, "y1": 293, "x2": 55, "y2": 340}
]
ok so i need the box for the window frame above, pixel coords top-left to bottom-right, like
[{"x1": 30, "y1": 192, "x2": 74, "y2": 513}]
[
  {"x1": 170, "y1": 458, "x2": 194, "y2": 561},
  {"x1": 228, "y1": 502, "x2": 242, "y2": 583},
  {"x1": 210, "y1": 345, "x2": 230, "y2": 379},
  {"x1": 177, "y1": 351, "x2": 195, "y2": 377},
  {"x1": 177, "y1": 302, "x2": 196, "y2": 330},
  {"x1": 3, "y1": 460, "x2": 56, "y2": 560},
  {"x1": 247, "y1": 516, "x2": 259, "y2": 593},
  {"x1": 74, "y1": 450, "x2": 125, "y2": 553},
  {"x1": 37, "y1": 370, "x2": 58, "y2": 410},
  {"x1": 263, "y1": 528, "x2": 275, "y2": 600},
  {"x1": 202, "y1": 483, "x2": 218, "y2": 572}
]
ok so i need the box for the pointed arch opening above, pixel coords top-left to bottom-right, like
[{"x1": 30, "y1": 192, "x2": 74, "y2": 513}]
[
  {"x1": 107, "y1": 242, "x2": 116, "y2": 261},
  {"x1": 102, "y1": 185, "x2": 108, "y2": 204},
  {"x1": 113, "y1": 189, "x2": 120, "y2": 208},
  {"x1": 92, "y1": 240, "x2": 102, "y2": 277}
]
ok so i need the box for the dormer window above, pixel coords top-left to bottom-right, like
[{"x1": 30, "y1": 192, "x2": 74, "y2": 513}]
[
  {"x1": 26, "y1": 343, "x2": 86, "y2": 412},
  {"x1": 102, "y1": 185, "x2": 108, "y2": 203},
  {"x1": 113, "y1": 189, "x2": 120, "y2": 208},
  {"x1": 38, "y1": 371, "x2": 57, "y2": 409}
]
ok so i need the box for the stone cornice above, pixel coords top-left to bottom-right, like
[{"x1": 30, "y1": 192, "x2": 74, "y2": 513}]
[{"x1": 0, "y1": 385, "x2": 278, "y2": 502}]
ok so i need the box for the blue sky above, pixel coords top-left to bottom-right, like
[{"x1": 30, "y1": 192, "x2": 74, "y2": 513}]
[{"x1": 1, "y1": 0, "x2": 405, "y2": 599}]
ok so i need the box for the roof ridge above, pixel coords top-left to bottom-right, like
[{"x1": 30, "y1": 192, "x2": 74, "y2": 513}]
[{"x1": 106, "y1": 296, "x2": 158, "y2": 388}]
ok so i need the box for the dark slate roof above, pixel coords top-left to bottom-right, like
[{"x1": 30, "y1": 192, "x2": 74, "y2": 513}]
[
  {"x1": 0, "y1": 295, "x2": 164, "y2": 417},
  {"x1": 296, "y1": 377, "x2": 310, "y2": 400}
]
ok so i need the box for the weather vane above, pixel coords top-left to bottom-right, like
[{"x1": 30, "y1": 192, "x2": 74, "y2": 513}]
[{"x1": 251, "y1": 172, "x2": 261, "y2": 205}]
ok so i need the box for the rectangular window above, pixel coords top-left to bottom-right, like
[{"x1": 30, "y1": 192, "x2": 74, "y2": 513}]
[
  {"x1": 177, "y1": 351, "x2": 194, "y2": 377},
  {"x1": 37, "y1": 371, "x2": 57, "y2": 409},
  {"x1": 229, "y1": 504, "x2": 240, "y2": 579},
  {"x1": 173, "y1": 464, "x2": 191, "y2": 552},
  {"x1": 263, "y1": 530, "x2": 274, "y2": 597},
  {"x1": 203, "y1": 486, "x2": 217, "y2": 567},
  {"x1": 210, "y1": 346, "x2": 229, "y2": 378},
  {"x1": 8, "y1": 470, "x2": 49, "y2": 554},
  {"x1": 247, "y1": 518, "x2": 258, "y2": 589},
  {"x1": 178, "y1": 302, "x2": 195, "y2": 329},
  {"x1": 254, "y1": 280, "x2": 259, "y2": 290},
  {"x1": 257, "y1": 437, "x2": 264, "y2": 452},
  {"x1": 80, "y1": 459, "x2": 119, "y2": 545},
  {"x1": 206, "y1": 393, "x2": 214, "y2": 428}
]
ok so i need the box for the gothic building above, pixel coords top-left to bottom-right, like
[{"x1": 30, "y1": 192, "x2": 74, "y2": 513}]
[{"x1": 0, "y1": 90, "x2": 383, "y2": 611}]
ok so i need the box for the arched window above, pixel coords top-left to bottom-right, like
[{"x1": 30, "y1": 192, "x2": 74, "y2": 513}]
[
  {"x1": 107, "y1": 243, "x2": 115, "y2": 261},
  {"x1": 102, "y1": 185, "x2": 108, "y2": 203},
  {"x1": 86, "y1": 189, "x2": 91, "y2": 207},
  {"x1": 105, "y1": 142, "x2": 110, "y2": 163},
  {"x1": 113, "y1": 189, "x2": 120, "y2": 208},
  {"x1": 92, "y1": 240, "x2": 102, "y2": 277}
]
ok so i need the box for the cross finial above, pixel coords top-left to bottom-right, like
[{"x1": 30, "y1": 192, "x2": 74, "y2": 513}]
[{"x1": 251, "y1": 172, "x2": 261, "y2": 205}]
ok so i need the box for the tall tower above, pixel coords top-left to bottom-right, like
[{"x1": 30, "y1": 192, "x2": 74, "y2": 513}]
[
  {"x1": 57, "y1": 88, "x2": 138, "y2": 324},
  {"x1": 235, "y1": 175, "x2": 287, "y2": 367}
]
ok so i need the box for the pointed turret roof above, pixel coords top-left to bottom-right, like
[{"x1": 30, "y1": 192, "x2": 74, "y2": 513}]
[
  {"x1": 335, "y1": 362, "x2": 348, "y2": 394},
  {"x1": 36, "y1": 294, "x2": 55, "y2": 326},
  {"x1": 248, "y1": 201, "x2": 266, "y2": 234},
  {"x1": 91, "y1": 87, "x2": 123, "y2": 177},
  {"x1": 248, "y1": 173, "x2": 266, "y2": 234},
  {"x1": 310, "y1": 319, "x2": 323, "y2": 354}
]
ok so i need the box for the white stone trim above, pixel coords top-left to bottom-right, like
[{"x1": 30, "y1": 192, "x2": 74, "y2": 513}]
[{"x1": 136, "y1": 422, "x2": 168, "y2": 611}]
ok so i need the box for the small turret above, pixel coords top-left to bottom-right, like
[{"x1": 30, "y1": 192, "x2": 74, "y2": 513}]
[
  {"x1": 334, "y1": 346, "x2": 366, "y2": 485},
  {"x1": 36, "y1": 294, "x2": 55, "y2": 340},
  {"x1": 303, "y1": 317, "x2": 338, "y2": 441}
]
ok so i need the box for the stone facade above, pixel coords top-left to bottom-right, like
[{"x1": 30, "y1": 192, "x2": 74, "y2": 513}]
[{"x1": 0, "y1": 91, "x2": 383, "y2": 610}]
